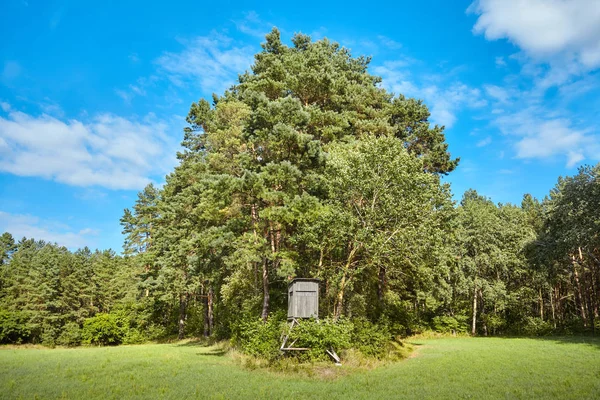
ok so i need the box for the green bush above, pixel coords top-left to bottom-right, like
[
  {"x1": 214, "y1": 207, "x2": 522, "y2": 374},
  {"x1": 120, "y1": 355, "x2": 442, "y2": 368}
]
[
  {"x1": 123, "y1": 328, "x2": 147, "y2": 345},
  {"x1": 521, "y1": 317, "x2": 553, "y2": 336},
  {"x1": 233, "y1": 313, "x2": 405, "y2": 363},
  {"x1": 41, "y1": 323, "x2": 62, "y2": 347},
  {"x1": 432, "y1": 315, "x2": 468, "y2": 334},
  {"x1": 286, "y1": 318, "x2": 353, "y2": 362},
  {"x1": 351, "y1": 318, "x2": 391, "y2": 358},
  {"x1": 0, "y1": 310, "x2": 31, "y2": 344},
  {"x1": 56, "y1": 322, "x2": 82, "y2": 347},
  {"x1": 81, "y1": 313, "x2": 127, "y2": 345},
  {"x1": 143, "y1": 324, "x2": 168, "y2": 341},
  {"x1": 232, "y1": 312, "x2": 285, "y2": 361},
  {"x1": 482, "y1": 314, "x2": 505, "y2": 334}
]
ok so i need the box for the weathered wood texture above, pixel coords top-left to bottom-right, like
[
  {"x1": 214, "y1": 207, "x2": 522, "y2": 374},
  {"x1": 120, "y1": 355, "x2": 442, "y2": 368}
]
[{"x1": 287, "y1": 279, "x2": 319, "y2": 320}]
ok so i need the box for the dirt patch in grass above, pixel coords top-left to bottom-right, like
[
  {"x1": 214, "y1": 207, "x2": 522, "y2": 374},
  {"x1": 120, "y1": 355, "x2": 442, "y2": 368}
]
[{"x1": 405, "y1": 343, "x2": 428, "y2": 359}]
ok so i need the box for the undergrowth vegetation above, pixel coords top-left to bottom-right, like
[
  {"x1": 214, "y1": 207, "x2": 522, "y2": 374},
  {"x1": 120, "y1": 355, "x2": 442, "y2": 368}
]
[{"x1": 232, "y1": 313, "x2": 411, "y2": 367}]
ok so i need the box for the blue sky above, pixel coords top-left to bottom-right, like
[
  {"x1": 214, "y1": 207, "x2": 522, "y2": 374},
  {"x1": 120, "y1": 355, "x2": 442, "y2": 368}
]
[{"x1": 1, "y1": 0, "x2": 600, "y2": 251}]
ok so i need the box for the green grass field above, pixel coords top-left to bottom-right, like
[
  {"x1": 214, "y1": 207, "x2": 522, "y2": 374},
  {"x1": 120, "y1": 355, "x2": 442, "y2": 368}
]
[{"x1": 1, "y1": 337, "x2": 599, "y2": 399}]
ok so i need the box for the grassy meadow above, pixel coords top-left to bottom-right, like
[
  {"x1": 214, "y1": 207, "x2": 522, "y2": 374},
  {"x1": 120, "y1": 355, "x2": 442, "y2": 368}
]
[{"x1": 1, "y1": 337, "x2": 599, "y2": 399}]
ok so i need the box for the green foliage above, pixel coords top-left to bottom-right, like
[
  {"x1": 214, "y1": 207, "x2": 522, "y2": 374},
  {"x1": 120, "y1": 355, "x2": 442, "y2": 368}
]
[
  {"x1": 81, "y1": 313, "x2": 128, "y2": 346},
  {"x1": 123, "y1": 328, "x2": 147, "y2": 345},
  {"x1": 120, "y1": 183, "x2": 160, "y2": 256},
  {"x1": 233, "y1": 315, "x2": 403, "y2": 363},
  {"x1": 286, "y1": 318, "x2": 353, "y2": 361},
  {"x1": 432, "y1": 315, "x2": 469, "y2": 334},
  {"x1": 0, "y1": 310, "x2": 31, "y2": 344},
  {"x1": 0, "y1": 232, "x2": 16, "y2": 266},
  {"x1": 520, "y1": 317, "x2": 554, "y2": 336},
  {"x1": 232, "y1": 313, "x2": 285, "y2": 361},
  {"x1": 350, "y1": 318, "x2": 392, "y2": 358},
  {"x1": 56, "y1": 322, "x2": 82, "y2": 347},
  {"x1": 41, "y1": 323, "x2": 62, "y2": 347}
]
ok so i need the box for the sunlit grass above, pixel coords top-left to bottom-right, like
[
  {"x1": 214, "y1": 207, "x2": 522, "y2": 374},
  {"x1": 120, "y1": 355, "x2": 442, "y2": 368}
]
[{"x1": 1, "y1": 336, "x2": 599, "y2": 399}]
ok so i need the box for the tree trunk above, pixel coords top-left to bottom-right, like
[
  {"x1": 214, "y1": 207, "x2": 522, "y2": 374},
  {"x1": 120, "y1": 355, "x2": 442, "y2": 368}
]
[
  {"x1": 261, "y1": 258, "x2": 269, "y2": 322},
  {"x1": 556, "y1": 284, "x2": 563, "y2": 325},
  {"x1": 318, "y1": 248, "x2": 324, "y2": 274},
  {"x1": 550, "y1": 286, "x2": 556, "y2": 328},
  {"x1": 203, "y1": 285, "x2": 209, "y2": 337},
  {"x1": 178, "y1": 293, "x2": 188, "y2": 340},
  {"x1": 251, "y1": 205, "x2": 260, "y2": 294},
  {"x1": 334, "y1": 273, "x2": 347, "y2": 320},
  {"x1": 583, "y1": 262, "x2": 595, "y2": 334},
  {"x1": 479, "y1": 288, "x2": 487, "y2": 336},
  {"x1": 539, "y1": 287, "x2": 544, "y2": 320},
  {"x1": 590, "y1": 261, "x2": 599, "y2": 319},
  {"x1": 471, "y1": 280, "x2": 477, "y2": 336},
  {"x1": 325, "y1": 278, "x2": 331, "y2": 316},
  {"x1": 573, "y1": 256, "x2": 588, "y2": 326},
  {"x1": 261, "y1": 222, "x2": 282, "y2": 322},
  {"x1": 378, "y1": 266, "x2": 386, "y2": 304},
  {"x1": 250, "y1": 202, "x2": 271, "y2": 323},
  {"x1": 208, "y1": 285, "x2": 214, "y2": 335},
  {"x1": 334, "y1": 245, "x2": 358, "y2": 320}
]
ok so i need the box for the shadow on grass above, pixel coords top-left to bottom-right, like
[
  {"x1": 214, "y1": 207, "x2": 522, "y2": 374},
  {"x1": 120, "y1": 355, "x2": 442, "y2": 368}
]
[
  {"x1": 485, "y1": 334, "x2": 600, "y2": 350},
  {"x1": 173, "y1": 338, "x2": 229, "y2": 357},
  {"x1": 175, "y1": 340, "x2": 210, "y2": 347},
  {"x1": 194, "y1": 349, "x2": 227, "y2": 357}
]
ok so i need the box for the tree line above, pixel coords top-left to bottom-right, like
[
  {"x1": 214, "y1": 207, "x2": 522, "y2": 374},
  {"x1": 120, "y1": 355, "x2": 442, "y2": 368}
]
[{"x1": 1, "y1": 29, "x2": 598, "y2": 345}]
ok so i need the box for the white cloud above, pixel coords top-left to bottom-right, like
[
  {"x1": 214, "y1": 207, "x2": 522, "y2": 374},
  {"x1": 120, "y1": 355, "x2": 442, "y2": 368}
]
[
  {"x1": 476, "y1": 136, "x2": 492, "y2": 147},
  {"x1": 373, "y1": 63, "x2": 413, "y2": 91},
  {"x1": 514, "y1": 120, "x2": 586, "y2": 158},
  {"x1": 39, "y1": 100, "x2": 64, "y2": 117},
  {"x1": 495, "y1": 56, "x2": 506, "y2": 67},
  {"x1": 0, "y1": 109, "x2": 180, "y2": 190},
  {"x1": 377, "y1": 35, "x2": 402, "y2": 50},
  {"x1": 115, "y1": 85, "x2": 146, "y2": 104},
  {"x1": 75, "y1": 188, "x2": 108, "y2": 201},
  {"x1": 0, "y1": 102, "x2": 10, "y2": 112},
  {"x1": 484, "y1": 84, "x2": 511, "y2": 103},
  {"x1": 115, "y1": 89, "x2": 134, "y2": 104},
  {"x1": 375, "y1": 61, "x2": 486, "y2": 128},
  {"x1": 469, "y1": 0, "x2": 600, "y2": 68},
  {"x1": 566, "y1": 151, "x2": 585, "y2": 168},
  {"x1": 78, "y1": 227, "x2": 100, "y2": 236},
  {"x1": 479, "y1": 57, "x2": 600, "y2": 167},
  {"x1": 470, "y1": 0, "x2": 600, "y2": 91},
  {"x1": 558, "y1": 74, "x2": 600, "y2": 99},
  {"x1": 156, "y1": 33, "x2": 255, "y2": 94},
  {"x1": 115, "y1": 76, "x2": 158, "y2": 104},
  {"x1": 234, "y1": 11, "x2": 272, "y2": 38},
  {"x1": 0, "y1": 211, "x2": 97, "y2": 249},
  {"x1": 495, "y1": 109, "x2": 599, "y2": 167},
  {"x1": 309, "y1": 27, "x2": 328, "y2": 41}
]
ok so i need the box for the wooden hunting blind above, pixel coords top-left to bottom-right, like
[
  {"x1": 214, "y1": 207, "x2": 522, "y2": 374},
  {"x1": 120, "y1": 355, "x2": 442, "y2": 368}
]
[
  {"x1": 287, "y1": 278, "x2": 319, "y2": 320},
  {"x1": 282, "y1": 278, "x2": 340, "y2": 364}
]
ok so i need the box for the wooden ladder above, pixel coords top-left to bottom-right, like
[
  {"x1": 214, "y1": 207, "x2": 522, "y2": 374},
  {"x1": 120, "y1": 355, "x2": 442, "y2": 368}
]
[{"x1": 280, "y1": 318, "x2": 342, "y2": 365}]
